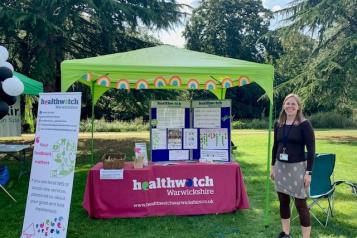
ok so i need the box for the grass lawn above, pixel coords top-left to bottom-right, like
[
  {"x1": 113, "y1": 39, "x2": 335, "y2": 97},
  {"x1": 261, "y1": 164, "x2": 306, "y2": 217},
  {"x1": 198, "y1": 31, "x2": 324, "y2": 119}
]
[{"x1": 0, "y1": 130, "x2": 356, "y2": 238}]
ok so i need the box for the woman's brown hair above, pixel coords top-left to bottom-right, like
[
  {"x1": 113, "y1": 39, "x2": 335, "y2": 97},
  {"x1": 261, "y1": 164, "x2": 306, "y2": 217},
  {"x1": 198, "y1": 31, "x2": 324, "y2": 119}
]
[{"x1": 277, "y1": 93, "x2": 305, "y2": 126}]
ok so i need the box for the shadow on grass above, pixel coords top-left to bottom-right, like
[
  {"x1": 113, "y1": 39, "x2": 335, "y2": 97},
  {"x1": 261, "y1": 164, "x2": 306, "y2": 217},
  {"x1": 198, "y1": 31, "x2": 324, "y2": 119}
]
[
  {"x1": 319, "y1": 135, "x2": 357, "y2": 147},
  {"x1": 333, "y1": 188, "x2": 357, "y2": 200},
  {"x1": 327, "y1": 140, "x2": 357, "y2": 147},
  {"x1": 291, "y1": 208, "x2": 357, "y2": 238}
]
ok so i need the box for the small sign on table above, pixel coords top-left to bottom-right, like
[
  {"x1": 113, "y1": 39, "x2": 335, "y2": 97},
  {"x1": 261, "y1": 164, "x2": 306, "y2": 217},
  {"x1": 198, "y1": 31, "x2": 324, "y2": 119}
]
[{"x1": 100, "y1": 169, "x2": 123, "y2": 180}]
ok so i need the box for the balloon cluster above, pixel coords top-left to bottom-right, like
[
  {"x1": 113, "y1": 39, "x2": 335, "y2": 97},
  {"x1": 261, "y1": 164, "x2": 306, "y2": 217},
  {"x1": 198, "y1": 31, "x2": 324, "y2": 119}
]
[{"x1": 0, "y1": 45, "x2": 24, "y2": 119}]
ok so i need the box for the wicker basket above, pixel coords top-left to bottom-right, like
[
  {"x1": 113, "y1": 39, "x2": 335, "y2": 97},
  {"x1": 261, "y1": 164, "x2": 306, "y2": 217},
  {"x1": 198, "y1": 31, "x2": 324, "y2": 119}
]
[{"x1": 102, "y1": 152, "x2": 126, "y2": 169}]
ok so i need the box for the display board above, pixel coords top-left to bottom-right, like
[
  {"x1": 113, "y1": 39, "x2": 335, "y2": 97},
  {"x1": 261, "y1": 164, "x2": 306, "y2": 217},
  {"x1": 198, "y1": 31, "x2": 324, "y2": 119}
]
[
  {"x1": 150, "y1": 101, "x2": 190, "y2": 162},
  {"x1": 192, "y1": 100, "x2": 231, "y2": 162},
  {"x1": 150, "y1": 100, "x2": 231, "y2": 162}
]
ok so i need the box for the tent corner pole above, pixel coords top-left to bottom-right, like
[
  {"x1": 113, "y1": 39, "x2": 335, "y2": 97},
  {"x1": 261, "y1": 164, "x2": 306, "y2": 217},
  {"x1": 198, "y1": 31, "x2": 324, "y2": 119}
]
[
  {"x1": 91, "y1": 82, "x2": 95, "y2": 165},
  {"x1": 264, "y1": 101, "x2": 273, "y2": 227}
]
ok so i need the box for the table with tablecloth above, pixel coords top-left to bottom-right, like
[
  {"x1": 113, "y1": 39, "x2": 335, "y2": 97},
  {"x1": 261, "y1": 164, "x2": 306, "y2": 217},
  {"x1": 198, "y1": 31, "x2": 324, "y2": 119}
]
[{"x1": 83, "y1": 161, "x2": 249, "y2": 218}]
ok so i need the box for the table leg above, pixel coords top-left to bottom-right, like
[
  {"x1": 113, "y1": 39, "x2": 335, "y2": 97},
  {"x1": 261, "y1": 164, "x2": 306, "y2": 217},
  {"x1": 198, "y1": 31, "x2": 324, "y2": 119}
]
[{"x1": 18, "y1": 150, "x2": 29, "y2": 181}]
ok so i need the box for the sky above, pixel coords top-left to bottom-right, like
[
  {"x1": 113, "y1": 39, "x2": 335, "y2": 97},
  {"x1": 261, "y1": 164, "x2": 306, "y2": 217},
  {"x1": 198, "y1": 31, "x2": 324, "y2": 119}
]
[{"x1": 155, "y1": 0, "x2": 291, "y2": 48}]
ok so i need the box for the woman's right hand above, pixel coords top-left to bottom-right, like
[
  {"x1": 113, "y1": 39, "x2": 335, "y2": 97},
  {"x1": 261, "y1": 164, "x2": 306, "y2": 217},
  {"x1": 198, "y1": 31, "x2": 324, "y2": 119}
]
[{"x1": 270, "y1": 167, "x2": 275, "y2": 180}]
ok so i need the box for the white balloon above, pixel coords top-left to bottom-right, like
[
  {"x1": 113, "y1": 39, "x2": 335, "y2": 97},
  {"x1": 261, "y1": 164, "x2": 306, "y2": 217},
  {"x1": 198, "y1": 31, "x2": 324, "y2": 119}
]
[
  {"x1": 2, "y1": 76, "x2": 24, "y2": 96},
  {"x1": 0, "y1": 46, "x2": 9, "y2": 64},
  {"x1": 1, "y1": 62, "x2": 14, "y2": 72}
]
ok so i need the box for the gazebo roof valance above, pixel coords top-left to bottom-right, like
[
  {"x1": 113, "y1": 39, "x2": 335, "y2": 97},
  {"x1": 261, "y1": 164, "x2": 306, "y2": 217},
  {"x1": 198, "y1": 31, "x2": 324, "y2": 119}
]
[{"x1": 61, "y1": 45, "x2": 274, "y2": 103}]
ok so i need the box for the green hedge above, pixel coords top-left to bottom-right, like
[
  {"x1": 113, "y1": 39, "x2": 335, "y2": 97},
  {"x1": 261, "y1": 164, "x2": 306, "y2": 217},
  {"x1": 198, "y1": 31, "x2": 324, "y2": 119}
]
[
  {"x1": 309, "y1": 112, "x2": 357, "y2": 129},
  {"x1": 80, "y1": 118, "x2": 149, "y2": 132},
  {"x1": 232, "y1": 119, "x2": 268, "y2": 129},
  {"x1": 232, "y1": 112, "x2": 356, "y2": 129},
  {"x1": 80, "y1": 111, "x2": 356, "y2": 132}
]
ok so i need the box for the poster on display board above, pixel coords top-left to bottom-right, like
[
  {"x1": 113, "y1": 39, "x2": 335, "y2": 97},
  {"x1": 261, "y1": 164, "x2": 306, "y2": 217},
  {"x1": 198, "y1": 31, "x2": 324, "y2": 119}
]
[
  {"x1": 192, "y1": 100, "x2": 232, "y2": 162},
  {"x1": 21, "y1": 92, "x2": 81, "y2": 238},
  {"x1": 150, "y1": 100, "x2": 232, "y2": 162},
  {"x1": 150, "y1": 101, "x2": 190, "y2": 162}
]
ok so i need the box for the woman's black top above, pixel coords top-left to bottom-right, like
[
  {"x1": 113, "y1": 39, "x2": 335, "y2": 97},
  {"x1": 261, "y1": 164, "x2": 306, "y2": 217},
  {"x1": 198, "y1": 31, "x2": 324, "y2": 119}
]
[{"x1": 272, "y1": 120, "x2": 315, "y2": 171}]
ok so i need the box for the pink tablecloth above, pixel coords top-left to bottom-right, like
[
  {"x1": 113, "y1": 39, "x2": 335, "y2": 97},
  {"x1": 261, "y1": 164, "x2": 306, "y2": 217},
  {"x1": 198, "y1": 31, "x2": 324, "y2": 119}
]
[{"x1": 83, "y1": 162, "x2": 249, "y2": 218}]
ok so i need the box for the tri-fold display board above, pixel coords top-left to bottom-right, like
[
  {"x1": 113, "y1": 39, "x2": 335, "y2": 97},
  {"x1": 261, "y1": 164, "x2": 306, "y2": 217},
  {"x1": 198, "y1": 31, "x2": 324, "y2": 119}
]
[{"x1": 150, "y1": 100, "x2": 231, "y2": 162}]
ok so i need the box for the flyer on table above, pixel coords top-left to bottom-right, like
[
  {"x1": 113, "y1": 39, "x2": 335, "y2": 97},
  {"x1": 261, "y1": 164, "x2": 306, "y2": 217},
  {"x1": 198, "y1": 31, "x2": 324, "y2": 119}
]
[{"x1": 21, "y1": 93, "x2": 81, "y2": 238}]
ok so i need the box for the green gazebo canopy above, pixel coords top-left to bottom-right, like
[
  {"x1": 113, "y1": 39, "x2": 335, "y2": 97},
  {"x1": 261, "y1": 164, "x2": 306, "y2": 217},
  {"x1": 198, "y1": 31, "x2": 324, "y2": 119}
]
[
  {"x1": 60, "y1": 45, "x2": 275, "y2": 225},
  {"x1": 14, "y1": 72, "x2": 43, "y2": 95},
  {"x1": 61, "y1": 45, "x2": 274, "y2": 103}
]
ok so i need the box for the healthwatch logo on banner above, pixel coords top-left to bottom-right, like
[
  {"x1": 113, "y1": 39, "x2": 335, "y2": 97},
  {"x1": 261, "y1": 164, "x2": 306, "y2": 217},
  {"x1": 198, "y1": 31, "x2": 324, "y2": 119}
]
[
  {"x1": 40, "y1": 98, "x2": 79, "y2": 105},
  {"x1": 133, "y1": 176, "x2": 214, "y2": 191}
]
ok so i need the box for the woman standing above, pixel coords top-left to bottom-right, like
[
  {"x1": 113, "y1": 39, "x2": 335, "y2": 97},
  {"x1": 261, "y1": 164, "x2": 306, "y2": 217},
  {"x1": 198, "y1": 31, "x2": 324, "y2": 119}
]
[{"x1": 271, "y1": 94, "x2": 315, "y2": 238}]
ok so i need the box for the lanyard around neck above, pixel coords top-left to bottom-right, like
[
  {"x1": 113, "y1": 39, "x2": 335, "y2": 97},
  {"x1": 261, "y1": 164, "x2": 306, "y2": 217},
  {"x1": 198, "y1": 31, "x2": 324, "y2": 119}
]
[{"x1": 282, "y1": 118, "x2": 296, "y2": 149}]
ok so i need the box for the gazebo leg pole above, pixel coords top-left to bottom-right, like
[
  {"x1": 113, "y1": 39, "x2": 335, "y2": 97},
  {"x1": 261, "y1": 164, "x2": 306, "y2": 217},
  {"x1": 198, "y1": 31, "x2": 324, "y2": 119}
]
[
  {"x1": 264, "y1": 102, "x2": 273, "y2": 227},
  {"x1": 91, "y1": 83, "x2": 95, "y2": 165}
]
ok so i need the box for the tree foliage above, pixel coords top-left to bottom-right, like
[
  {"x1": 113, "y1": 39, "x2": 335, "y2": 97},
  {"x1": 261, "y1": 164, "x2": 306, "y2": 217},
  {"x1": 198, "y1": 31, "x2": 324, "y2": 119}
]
[
  {"x1": 0, "y1": 0, "x2": 185, "y2": 91},
  {"x1": 259, "y1": 30, "x2": 315, "y2": 115},
  {"x1": 275, "y1": 0, "x2": 357, "y2": 116},
  {"x1": 0, "y1": 0, "x2": 186, "y2": 120},
  {"x1": 183, "y1": 0, "x2": 272, "y2": 119},
  {"x1": 184, "y1": 0, "x2": 271, "y2": 61}
]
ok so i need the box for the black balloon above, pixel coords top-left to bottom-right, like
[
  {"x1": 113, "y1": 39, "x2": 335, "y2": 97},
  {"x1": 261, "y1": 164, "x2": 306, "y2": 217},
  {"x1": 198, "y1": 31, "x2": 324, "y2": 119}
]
[
  {"x1": 4, "y1": 95, "x2": 16, "y2": 105},
  {"x1": 0, "y1": 67, "x2": 13, "y2": 81},
  {"x1": 0, "y1": 99, "x2": 9, "y2": 119},
  {"x1": 0, "y1": 83, "x2": 6, "y2": 98}
]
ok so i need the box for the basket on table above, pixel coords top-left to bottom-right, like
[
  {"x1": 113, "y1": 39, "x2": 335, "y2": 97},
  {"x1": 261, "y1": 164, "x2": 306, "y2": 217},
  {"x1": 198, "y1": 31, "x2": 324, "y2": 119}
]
[{"x1": 102, "y1": 152, "x2": 126, "y2": 169}]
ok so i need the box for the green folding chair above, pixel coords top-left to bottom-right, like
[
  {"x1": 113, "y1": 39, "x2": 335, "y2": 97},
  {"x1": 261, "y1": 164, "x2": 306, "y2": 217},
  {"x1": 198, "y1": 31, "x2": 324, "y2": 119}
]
[{"x1": 308, "y1": 153, "x2": 336, "y2": 227}]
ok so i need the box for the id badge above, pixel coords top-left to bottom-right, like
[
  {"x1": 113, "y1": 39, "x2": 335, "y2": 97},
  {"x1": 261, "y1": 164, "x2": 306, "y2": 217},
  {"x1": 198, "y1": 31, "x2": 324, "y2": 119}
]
[{"x1": 280, "y1": 153, "x2": 288, "y2": 161}]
